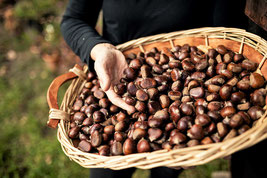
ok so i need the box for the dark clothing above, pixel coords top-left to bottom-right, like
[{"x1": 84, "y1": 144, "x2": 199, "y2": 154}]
[
  {"x1": 60, "y1": 0, "x2": 247, "y2": 71},
  {"x1": 89, "y1": 167, "x2": 183, "y2": 178},
  {"x1": 231, "y1": 139, "x2": 267, "y2": 178}
]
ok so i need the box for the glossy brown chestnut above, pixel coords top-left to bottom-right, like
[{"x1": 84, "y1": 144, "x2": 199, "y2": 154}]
[{"x1": 137, "y1": 139, "x2": 151, "y2": 153}]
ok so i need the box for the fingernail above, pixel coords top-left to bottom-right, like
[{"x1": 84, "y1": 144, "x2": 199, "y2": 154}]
[{"x1": 127, "y1": 107, "x2": 136, "y2": 115}]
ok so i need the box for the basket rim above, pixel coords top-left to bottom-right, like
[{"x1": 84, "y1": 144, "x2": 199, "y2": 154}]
[{"x1": 55, "y1": 27, "x2": 267, "y2": 170}]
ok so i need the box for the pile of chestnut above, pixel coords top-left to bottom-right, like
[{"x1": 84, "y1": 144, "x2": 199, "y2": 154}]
[{"x1": 69, "y1": 44, "x2": 266, "y2": 156}]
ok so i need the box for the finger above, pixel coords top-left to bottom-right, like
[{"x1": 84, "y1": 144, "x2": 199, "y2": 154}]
[
  {"x1": 95, "y1": 63, "x2": 111, "y2": 91},
  {"x1": 106, "y1": 89, "x2": 136, "y2": 114}
]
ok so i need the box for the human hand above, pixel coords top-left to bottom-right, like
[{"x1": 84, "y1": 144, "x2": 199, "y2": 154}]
[{"x1": 91, "y1": 43, "x2": 135, "y2": 114}]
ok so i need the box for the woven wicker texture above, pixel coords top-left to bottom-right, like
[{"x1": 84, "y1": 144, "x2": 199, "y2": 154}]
[{"x1": 50, "y1": 27, "x2": 267, "y2": 170}]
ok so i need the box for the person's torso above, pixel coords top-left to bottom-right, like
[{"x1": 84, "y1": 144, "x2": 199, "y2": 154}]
[{"x1": 102, "y1": 0, "x2": 214, "y2": 45}]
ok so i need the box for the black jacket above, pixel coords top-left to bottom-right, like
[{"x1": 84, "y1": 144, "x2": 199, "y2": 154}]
[{"x1": 61, "y1": 0, "x2": 247, "y2": 70}]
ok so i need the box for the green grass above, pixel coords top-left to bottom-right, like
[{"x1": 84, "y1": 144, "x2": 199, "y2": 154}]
[{"x1": 0, "y1": 52, "x2": 89, "y2": 178}]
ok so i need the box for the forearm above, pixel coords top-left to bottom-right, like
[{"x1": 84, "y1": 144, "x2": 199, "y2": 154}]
[
  {"x1": 60, "y1": 0, "x2": 109, "y2": 70},
  {"x1": 61, "y1": 18, "x2": 110, "y2": 64}
]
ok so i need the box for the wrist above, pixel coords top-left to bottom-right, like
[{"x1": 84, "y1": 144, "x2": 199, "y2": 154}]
[{"x1": 90, "y1": 43, "x2": 115, "y2": 61}]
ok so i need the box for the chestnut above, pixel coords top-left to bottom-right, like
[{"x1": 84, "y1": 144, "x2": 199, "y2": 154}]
[
  {"x1": 169, "y1": 60, "x2": 181, "y2": 69},
  {"x1": 148, "y1": 128, "x2": 163, "y2": 142},
  {"x1": 137, "y1": 139, "x2": 151, "y2": 153},
  {"x1": 196, "y1": 105, "x2": 205, "y2": 115},
  {"x1": 134, "y1": 121, "x2": 148, "y2": 130},
  {"x1": 124, "y1": 67, "x2": 137, "y2": 80},
  {"x1": 187, "y1": 139, "x2": 200, "y2": 147},
  {"x1": 238, "y1": 125, "x2": 250, "y2": 135},
  {"x1": 114, "y1": 83, "x2": 126, "y2": 95},
  {"x1": 94, "y1": 89, "x2": 105, "y2": 99},
  {"x1": 220, "y1": 106, "x2": 236, "y2": 118},
  {"x1": 104, "y1": 125, "x2": 115, "y2": 135},
  {"x1": 207, "y1": 101, "x2": 223, "y2": 111},
  {"x1": 250, "y1": 90, "x2": 265, "y2": 107},
  {"x1": 165, "y1": 122, "x2": 175, "y2": 132},
  {"x1": 136, "y1": 89, "x2": 149, "y2": 101},
  {"x1": 217, "y1": 122, "x2": 228, "y2": 137},
  {"x1": 169, "y1": 105, "x2": 181, "y2": 123},
  {"x1": 231, "y1": 91, "x2": 245, "y2": 103},
  {"x1": 135, "y1": 101, "x2": 146, "y2": 112},
  {"x1": 68, "y1": 126, "x2": 80, "y2": 139},
  {"x1": 223, "y1": 129, "x2": 237, "y2": 141},
  {"x1": 147, "y1": 101, "x2": 161, "y2": 114},
  {"x1": 127, "y1": 82, "x2": 138, "y2": 96},
  {"x1": 123, "y1": 138, "x2": 136, "y2": 155},
  {"x1": 190, "y1": 87, "x2": 205, "y2": 99},
  {"x1": 159, "y1": 53, "x2": 169, "y2": 65},
  {"x1": 208, "y1": 48, "x2": 217, "y2": 58},
  {"x1": 233, "y1": 54, "x2": 244, "y2": 63},
  {"x1": 140, "y1": 65, "x2": 152, "y2": 78},
  {"x1": 140, "y1": 78, "x2": 157, "y2": 89},
  {"x1": 207, "y1": 111, "x2": 221, "y2": 123},
  {"x1": 154, "y1": 109, "x2": 169, "y2": 120},
  {"x1": 201, "y1": 137, "x2": 213, "y2": 145},
  {"x1": 73, "y1": 99, "x2": 83, "y2": 111},
  {"x1": 124, "y1": 96, "x2": 136, "y2": 106},
  {"x1": 195, "y1": 114, "x2": 211, "y2": 126},
  {"x1": 152, "y1": 64, "x2": 164, "y2": 74},
  {"x1": 129, "y1": 59, "x2": 142, "y2": 70},
  {"x1": 148, "y1": 118, "x2": 163, "y2": 128},
  {"x1": 250, "y1": 73, "x2": 265, "y2": 89},
  {"x1": 237, "y1": 79, "x2": 250, "y2": 91},
  {"x1": 159, "y1": 95, "x2": 170, "y2": 108},
  {"x1": 226, "y1": 77, "x2": 238, "y2": 86},
  {"x1": 180, "y1": 103, "x2": 194, "y2": 116},
  {"x1": 115, "y1": 121, "x2": 127, "y2": 132},
  {"x1": 229, "y1": 114, "x2": 243, "y2": 128},
  {"x1": 241, "y1": 59, "x2": 257, "y2": 71},
  {"x1": 171, "y1": 81, "x2": 183, "y2": 91},
  {"x1": 238, "y1": 111, "x2": 251, "y2": 125},
  {"x1": 93, "y1": 111, "x2": 105, "y2": 123},
  {"x1": 182, "y1": 60, "x2": 195, "y2": 71},
  {"x1": 114, "y1": 132, "x2": 126, "y2": 142},
  {"x1": 219, "y1": 84, "x2": 232, "y2": 100},
  {"x1": 133, "y1": 128, "x2": 146, "y2": 140},
  {"x1": 248, "y1": 106, "x2": 264, "y2": 120},
  {"x1": 217, "y1": 45, "x2": 228, "y2": 55},
  {"x1": 170, "y1": 132, "x2": 187, "y2": 145},
  {"x1": 73, "y1": 112, "x2": 86, "y2": 125},
  {"x1": 78, "y1": 140, "x2": 92, "y2": 152},
  {"x1": 99, "y1": 98, "x2": 110, "y2": 108},
  {"x1": 146, "y1": 56, "x2": 157, "y2": 66},
  {"x1": 99, "y1": 145, "x2": 110, "y2": 156},
  {"x1": 111, "y1": 141, "x2": 123, "y2": 155},
  {"x1": 91, "y1": 130, "x2": 102, "y2": 147},
  {"x1": 82, "y1": 117, "x2": 93, "y2": 126},
  {"x1": 89, "y1": 124, "x2": 103, "y2": 135},
  {"x1": 171, "y1": 68, "x2": 182, "y2": 81},
  {"x1": 177, "y1": 116, "x2": 192, "y2": 132},
  {"x1": 187, "y1": 124, "x2": 204, "y2": 140},
  {"x1": 147, "y1": 88, "x2": 159, "y2": 99}
]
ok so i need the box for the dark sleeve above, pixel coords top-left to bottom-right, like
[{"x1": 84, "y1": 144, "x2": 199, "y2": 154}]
[{"x1": 60, "y1": 0, "x2": 110, "y2": 68}]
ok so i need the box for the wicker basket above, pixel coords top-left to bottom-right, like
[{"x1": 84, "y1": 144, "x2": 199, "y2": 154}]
[{"x1": 47, "y1": 27, "x2": 267, "y2": 170}]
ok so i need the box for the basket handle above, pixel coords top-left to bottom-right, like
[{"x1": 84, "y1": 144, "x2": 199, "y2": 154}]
[{"x1": 47, "y1": 64, "x2": 83, "y2": 128}]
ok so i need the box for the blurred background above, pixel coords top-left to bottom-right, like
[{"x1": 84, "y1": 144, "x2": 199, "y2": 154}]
[{"x1": 0, "y1": 0, "x2": 265, "y2": 178}]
